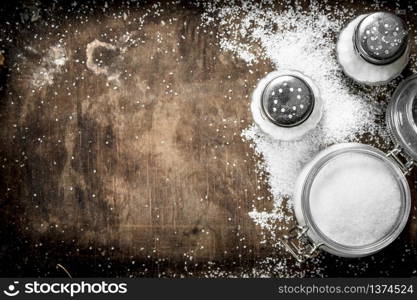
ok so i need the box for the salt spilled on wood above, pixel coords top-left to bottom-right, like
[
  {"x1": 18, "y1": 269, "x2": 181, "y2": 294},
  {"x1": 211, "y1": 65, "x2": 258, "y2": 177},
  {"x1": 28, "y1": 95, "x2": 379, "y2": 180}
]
[
  {"x1": 310, "y1": 152, "x2": 402, "y2": 247},
  {"x1": 86, "y1": 39, "x2": 122, "y2": 83},
  {"x1": 201, "y1": 1, "x2": 392, "y2": 249},
  {"x1": 31, "y1": 44, "x2": 68, "y2": 88}
]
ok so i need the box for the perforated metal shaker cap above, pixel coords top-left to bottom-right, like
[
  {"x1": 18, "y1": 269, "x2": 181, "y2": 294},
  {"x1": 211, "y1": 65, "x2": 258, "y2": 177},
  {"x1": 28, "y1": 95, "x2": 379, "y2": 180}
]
[
  {"x1": 354, "y1": 12, "x2": 408, "y2": 65},
  {"x1": 261, "y1": 75, "x2": 315, "y2": 127}
]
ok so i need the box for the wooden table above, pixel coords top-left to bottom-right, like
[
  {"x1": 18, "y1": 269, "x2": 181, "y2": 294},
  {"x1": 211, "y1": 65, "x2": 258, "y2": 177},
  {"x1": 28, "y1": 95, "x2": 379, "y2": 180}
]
[{"x1": 0, "y1": 0, "x2": 416, "y2": 277}]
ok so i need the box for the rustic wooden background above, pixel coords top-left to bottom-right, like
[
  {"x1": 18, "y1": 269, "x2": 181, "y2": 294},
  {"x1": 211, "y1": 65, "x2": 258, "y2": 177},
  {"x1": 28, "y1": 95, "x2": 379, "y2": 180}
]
[{"x1": 0, "y1": 0, "x2": 416, "y2": 277}]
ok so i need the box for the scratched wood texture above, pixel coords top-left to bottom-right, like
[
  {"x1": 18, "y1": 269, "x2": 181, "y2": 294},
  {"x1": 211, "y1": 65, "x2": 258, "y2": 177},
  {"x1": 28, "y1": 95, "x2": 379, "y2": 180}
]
[{"x1": 0, "y1": 0, "x2": 416, "y2": 277}]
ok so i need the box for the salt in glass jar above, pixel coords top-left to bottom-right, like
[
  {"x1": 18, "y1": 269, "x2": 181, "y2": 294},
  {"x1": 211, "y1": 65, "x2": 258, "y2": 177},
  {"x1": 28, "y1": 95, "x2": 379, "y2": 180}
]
[{"x1": 283, "y1": 74, "x2": 417, "y2": 261}]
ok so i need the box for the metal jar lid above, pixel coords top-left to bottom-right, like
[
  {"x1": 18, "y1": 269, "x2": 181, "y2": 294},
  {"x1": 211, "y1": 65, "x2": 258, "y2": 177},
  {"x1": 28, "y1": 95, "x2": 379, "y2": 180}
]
[
  {"x1": 354, "y1": 12, "x2": 408, "y2": 65},
  {"x1": 261, "y1": 75, "x2": 315, "y2": 127}
]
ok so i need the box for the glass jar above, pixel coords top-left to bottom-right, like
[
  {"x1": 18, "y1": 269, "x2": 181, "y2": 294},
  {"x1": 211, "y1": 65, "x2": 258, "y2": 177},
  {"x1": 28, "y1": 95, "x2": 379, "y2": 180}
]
[
  {"x1": 251, "y1": 70, "x2": 323, "y2": 141},
  {"x1": 337, "y1": 12, "x2": 410, "y2": 85},
  {"x1": 283, "y1": 75, "x2": 417, "y2": 262},
  {"x1": 387, "y1": 74, "x2": 417, "y2": 161}
]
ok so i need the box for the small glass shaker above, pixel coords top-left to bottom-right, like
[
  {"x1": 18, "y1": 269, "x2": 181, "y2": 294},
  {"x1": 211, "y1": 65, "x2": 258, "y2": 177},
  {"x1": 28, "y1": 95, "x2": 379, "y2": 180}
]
[{"x1": 337, "y1": 12, "x2": 409, "y2": 85}]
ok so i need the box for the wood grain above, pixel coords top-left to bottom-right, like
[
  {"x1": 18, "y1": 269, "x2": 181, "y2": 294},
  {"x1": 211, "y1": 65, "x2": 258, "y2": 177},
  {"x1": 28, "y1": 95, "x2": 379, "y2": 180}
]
[{"x1": 0, "y1": 0, "x2": 416, "y2": 277}]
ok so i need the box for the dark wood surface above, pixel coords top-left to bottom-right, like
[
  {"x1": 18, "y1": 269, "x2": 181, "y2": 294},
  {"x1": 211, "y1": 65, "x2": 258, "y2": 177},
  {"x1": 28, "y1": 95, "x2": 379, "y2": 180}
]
[{"x1": 0, "y1": 0, "x2": 416, "y2": 277}]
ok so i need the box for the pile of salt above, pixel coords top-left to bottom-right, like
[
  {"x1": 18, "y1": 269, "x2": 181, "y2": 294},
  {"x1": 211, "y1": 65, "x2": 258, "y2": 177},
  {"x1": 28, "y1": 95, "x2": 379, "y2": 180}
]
[{"x1": 309, "y1": 152, "x2": 402, "y2": 247}]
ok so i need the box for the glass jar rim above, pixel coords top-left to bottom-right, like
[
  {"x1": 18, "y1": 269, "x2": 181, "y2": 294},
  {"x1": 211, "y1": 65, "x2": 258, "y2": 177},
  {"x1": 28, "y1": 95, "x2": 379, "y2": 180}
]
[
  {"x1": 300, "y1": 143, "x2": 411, "y2": 256},
  {"x1": 388, "y1": 74, "x2": 417, "y2": 160}
]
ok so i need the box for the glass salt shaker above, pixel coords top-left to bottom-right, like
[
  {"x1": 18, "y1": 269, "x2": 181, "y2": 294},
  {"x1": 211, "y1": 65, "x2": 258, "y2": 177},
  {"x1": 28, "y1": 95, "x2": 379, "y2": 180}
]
[
  {"x1": 337, "y1": 12, "x2": 410, "y2": 85},
  {"x1": 251, "y1": 70, "x2": 323, "y2": 141},
  {"x1": 282, "y1": 74, "x2": 417, "y2": 262}
]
